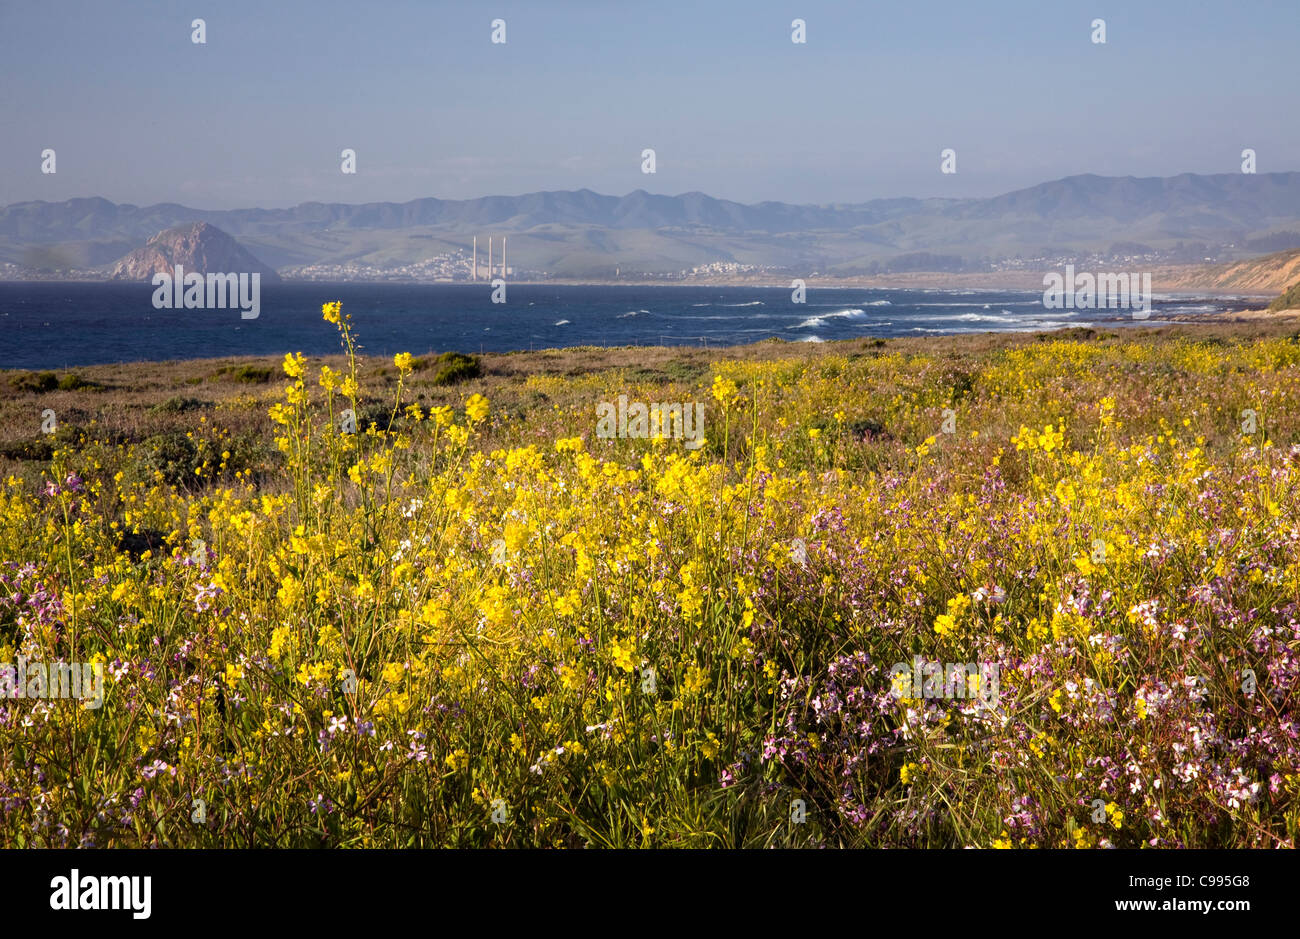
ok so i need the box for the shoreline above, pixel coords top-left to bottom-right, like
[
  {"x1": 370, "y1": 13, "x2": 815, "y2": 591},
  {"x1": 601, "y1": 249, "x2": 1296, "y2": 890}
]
[{"x1": 0, "y1": 275, "x2": 1279, "y2": 298}]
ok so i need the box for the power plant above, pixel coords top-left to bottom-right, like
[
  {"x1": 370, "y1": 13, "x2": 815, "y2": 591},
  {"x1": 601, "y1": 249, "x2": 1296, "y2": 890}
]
[{"x1": 471, "y1": 235, "x2": 508, "y2": 281}]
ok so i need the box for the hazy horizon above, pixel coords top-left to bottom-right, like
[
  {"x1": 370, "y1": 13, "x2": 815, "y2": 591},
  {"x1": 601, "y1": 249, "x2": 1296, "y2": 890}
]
[{"x1": 8, "y1": 166, "x2": 1300, "y2": 214}]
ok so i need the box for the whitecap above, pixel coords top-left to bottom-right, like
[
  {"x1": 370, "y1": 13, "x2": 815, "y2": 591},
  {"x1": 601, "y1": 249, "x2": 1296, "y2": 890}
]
[
  {"x1": 788, "y1": 308, "x2": 866, "y2": 329},
  {"x1": 949, "y1": 312, "x2": 1014, "y2": 323}
]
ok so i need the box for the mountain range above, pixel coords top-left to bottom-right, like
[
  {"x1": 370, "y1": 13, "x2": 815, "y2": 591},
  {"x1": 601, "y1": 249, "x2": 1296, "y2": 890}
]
[{"x1": 4, "y1": 171, "x2": 1300, "y2": 279}]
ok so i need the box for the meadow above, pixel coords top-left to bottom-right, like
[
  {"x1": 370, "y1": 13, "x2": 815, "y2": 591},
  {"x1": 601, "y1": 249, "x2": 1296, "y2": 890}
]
[{"x1": 0, "y1": 305, "x2": 1297, "y2": 848}]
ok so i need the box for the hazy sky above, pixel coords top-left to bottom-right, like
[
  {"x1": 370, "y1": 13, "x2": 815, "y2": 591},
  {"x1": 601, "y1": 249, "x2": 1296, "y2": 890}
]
[{"x1": 2, "y1": 0, "x2": 1296, "y2": 209}]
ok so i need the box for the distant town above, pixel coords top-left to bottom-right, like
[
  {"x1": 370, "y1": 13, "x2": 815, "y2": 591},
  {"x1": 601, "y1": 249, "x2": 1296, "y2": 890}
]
[{"x1": 0, "y1": 242, "x2": 1244, "y2": 285}]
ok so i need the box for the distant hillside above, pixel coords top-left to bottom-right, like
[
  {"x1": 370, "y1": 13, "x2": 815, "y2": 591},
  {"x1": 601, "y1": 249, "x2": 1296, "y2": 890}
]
[
  {"x1": 5, "y1": 171, "x2": 1300, "y2": 278},
  {"x1": 109, "y1": 222, "x2": 281, "y2": 283},
  {"x1": 1156, "y1": 247, "x2": 1300, "y2": 293}
]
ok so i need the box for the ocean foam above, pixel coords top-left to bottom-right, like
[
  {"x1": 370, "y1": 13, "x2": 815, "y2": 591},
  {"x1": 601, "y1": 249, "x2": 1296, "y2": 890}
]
[
  {"x1": 789, "y1": 308, "x2": 867, "y2": 329},
  {"x1": 951, "y1": 312, "x2": 1015, "y2": 323}
]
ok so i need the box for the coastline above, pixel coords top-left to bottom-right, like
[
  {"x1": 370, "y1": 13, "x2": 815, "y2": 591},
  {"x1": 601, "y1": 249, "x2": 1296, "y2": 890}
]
[{"x1": 0, "y1": 272, "x2": 1279, "y2": 298}]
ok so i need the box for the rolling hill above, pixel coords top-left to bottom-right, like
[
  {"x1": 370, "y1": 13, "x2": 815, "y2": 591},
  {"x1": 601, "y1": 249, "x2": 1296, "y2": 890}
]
[{"x1": 5, "y1": 172, "x2": 1300, "y2": 279}]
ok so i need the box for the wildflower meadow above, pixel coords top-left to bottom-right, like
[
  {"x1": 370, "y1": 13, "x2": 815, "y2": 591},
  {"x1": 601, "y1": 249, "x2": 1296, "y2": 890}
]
[{"x1": 1, "y1": 304, "x2": 1297, "y2": 848}]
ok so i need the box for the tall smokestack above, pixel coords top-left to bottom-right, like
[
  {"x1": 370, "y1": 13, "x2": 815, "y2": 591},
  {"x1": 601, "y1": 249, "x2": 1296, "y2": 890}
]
[
  {"x1": 502, "y1": 236, "x2": 507, "y2": 280},
  {"x1": 488, "y1": 237, "x2": 493, "y2": 280},
  {"x1": 472, "y1": 236, "x2": 477, "y2": 281}
]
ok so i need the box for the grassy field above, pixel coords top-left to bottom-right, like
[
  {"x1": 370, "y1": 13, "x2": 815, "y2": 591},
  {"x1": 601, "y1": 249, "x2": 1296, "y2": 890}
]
[{"x1": 1, "y1": 307, "x2": 1298, "y2": 847}]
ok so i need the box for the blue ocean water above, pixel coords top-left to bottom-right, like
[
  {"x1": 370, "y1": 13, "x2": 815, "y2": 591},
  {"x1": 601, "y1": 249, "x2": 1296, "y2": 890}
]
[{"x1": 0, "y1": 282, "x2": 1243, "y2": 370}]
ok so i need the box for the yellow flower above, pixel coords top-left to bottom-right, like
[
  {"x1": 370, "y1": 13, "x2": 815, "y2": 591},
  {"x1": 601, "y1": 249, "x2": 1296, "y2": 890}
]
[
  {"x1": 701, "y1": 732, "x2": 719, "y2": 760},
  {"x1": 465, "y1": 394, "x2": 490, "y2": 424},
  {"x1": 282, "y1": 352, "x2": 306, "y2": 379},
  {"x1": 394, "y1": 352, "x2": 414, "y2": 373},
  {"x1": 445, "y1": 749, "x2": 469, "y2": 771},
  {"x1": 933, "y1": 613, "x2": 957, "y2": 638},
  {"x1": 711, "y1": 375, "x2": 738, "y2": 406},
  {"x1": 558, "y1": 664, "x2": 582, "y2": 690},
  {"x1": 609, "y1": 637, "x2": 636, "y2": 673},
  {"x1": 322, "y1": 301, "x2": 342, "y2": 324},
  {"x1": 553, "y1": 590, "x2": 580, "y2": 617},
  {"x1": 1049, "y1": 689, "x2": 1065, "y2": 713}
]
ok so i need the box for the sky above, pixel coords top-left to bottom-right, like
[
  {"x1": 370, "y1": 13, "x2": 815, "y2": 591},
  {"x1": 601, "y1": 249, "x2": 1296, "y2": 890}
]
[{"x1": 1, "y1": 0, "x2": 1296, "y2": 209}]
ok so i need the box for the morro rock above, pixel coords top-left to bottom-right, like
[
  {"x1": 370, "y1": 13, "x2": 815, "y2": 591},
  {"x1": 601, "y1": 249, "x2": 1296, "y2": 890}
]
[{"x1": 110, "y1": 221, "x2": 281, "y2": 282}]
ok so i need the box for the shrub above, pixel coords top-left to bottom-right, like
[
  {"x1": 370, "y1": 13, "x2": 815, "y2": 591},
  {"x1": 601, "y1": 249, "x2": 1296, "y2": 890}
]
[
  {"x1": 0, "y1": 436, "x2": 56, "y2": 462},
  {"x1": 141, "y1": 430, "x2": 201, "y2": 486},
  {"x1": 662, "y1": 359, "x2": 706, "y2": 383},
  {"x1": 215, "y1": 364, "x2": 273, "y2": 384},
  {"x1": 150, "y1": 396, "x2": 208, "y2": 414},
  {"x1": 1267, "y1": 279, "x2": 1300, "y2": 312},
  {"x1": 57, "y1": 373, "x2": 97, "y2": 391},
  {"x1": 431, "y1": 352, "x2": 483, "y2": 386},
  {"x1": 9, "y1": 371, "x2": 58, "y2": 393}
]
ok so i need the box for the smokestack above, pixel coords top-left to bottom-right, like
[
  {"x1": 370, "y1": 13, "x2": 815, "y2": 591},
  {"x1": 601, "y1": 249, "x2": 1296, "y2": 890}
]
[
  {"x1": 502, "y1": 237, "x2": 507, "y2": 280},
  {"x1": 472, "y1": 236, "x2": 477, "y2": 281},
  {"x1": 488, "y1": 237, "x2": 493, "y2": 280}
]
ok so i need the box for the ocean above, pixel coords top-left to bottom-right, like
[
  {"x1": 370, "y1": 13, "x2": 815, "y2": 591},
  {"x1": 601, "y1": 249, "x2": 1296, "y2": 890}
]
[{"x1": 0, "y1": 282, "x2": 1247, "y2": 370}]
